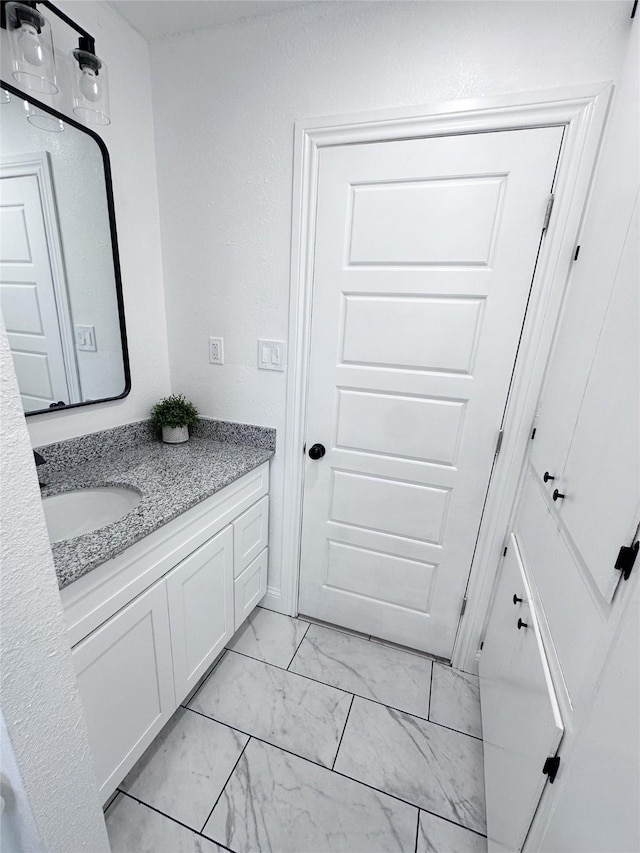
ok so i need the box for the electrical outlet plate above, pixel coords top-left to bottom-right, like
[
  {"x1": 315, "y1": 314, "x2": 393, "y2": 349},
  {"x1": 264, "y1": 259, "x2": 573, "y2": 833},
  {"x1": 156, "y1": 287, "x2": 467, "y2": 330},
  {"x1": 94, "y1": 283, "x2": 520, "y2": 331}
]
[
  {"x1": 209, "y1": 336, "x2": 224, "y2": 364},
  {"x1": 258, "y1": 339, "x2": 286, "y2": 371}
]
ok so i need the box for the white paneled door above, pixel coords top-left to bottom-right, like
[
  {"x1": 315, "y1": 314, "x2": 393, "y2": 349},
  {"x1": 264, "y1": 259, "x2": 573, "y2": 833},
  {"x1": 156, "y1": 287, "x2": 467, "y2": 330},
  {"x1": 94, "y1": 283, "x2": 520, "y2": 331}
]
[
  {"x1": 0, "y1": 172, "x2": 73, "y2": 410},
  {"x1": 298, "y1": 127, "x2": 564, "y2": 657}
]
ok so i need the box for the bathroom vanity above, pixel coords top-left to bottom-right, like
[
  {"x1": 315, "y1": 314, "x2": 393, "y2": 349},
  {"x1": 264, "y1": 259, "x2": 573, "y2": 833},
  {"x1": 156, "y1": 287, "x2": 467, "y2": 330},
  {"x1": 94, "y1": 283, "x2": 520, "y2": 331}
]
[{"x1": 41, "y1": 421, "x2": 273, "y2": 805}]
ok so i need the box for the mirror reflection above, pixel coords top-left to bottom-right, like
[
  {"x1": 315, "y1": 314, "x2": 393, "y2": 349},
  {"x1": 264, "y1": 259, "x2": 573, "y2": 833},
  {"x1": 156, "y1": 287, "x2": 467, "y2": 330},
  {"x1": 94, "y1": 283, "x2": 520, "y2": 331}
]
[{"x1": 0, "y1": 85, "x2": 129, "y2": 414}]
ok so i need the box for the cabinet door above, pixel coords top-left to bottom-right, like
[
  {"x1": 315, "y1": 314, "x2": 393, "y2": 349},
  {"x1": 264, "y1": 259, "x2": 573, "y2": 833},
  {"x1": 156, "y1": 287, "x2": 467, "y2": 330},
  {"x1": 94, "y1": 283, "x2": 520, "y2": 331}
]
[
  {"x1": 530, "y1": 56, "x2": 639, "y2": 494},
  {"x1": 556, "y1": 202, "x2": 639, "y2": 602},
  {"x1": 166, "y1": 525, "x2": 234, "y2": 702},
  {"x1": 479, "y1": 535, "x2": 564, "y2": 853},
  {"x1": 72, "y1": 580, "x2": 175, "y2": 804},
  {"x1": 233, "y1": 495, "x2": 268, "y2": 578},
  {"x1": 234, "y1": 547, "x2": 268, "y2": 629}
]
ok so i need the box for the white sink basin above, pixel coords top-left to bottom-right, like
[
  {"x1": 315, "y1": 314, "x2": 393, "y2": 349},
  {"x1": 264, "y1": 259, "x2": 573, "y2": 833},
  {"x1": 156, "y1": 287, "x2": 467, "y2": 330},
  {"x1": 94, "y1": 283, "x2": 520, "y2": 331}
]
[{"x1": 42, "y1": 486, "x2": 141, "y2": 543}]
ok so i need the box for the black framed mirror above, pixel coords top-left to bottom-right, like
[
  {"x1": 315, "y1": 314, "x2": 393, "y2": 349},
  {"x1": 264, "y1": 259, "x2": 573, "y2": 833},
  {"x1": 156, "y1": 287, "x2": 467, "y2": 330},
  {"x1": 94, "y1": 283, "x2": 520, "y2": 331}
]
[{"x1": 0, "y1": 79, "x2": 130, "y2": 415}]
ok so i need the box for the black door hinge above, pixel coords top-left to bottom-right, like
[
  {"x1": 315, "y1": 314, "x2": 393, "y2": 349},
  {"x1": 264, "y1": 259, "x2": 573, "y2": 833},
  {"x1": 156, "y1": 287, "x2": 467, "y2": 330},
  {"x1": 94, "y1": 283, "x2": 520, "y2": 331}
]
[
  {"x1": 615, "y1": 541, "x2": 639, "y2": 581},
  {"x1": 542, "y1": 754, "x2": 560, "y2": 783}
]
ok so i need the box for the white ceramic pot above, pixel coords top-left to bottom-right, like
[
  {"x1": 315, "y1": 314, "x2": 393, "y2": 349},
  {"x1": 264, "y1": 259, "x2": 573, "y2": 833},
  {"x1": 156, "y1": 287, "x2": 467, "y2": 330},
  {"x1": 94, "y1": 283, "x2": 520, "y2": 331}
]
[{"x1": 162, "y1": 425, "x2": 189, "y2": 444}]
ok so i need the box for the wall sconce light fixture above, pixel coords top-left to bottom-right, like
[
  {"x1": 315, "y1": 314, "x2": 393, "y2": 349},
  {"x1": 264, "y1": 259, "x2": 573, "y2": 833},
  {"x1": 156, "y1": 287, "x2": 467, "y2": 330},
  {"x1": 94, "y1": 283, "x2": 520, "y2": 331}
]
[{"x1": 1, "y1": 0, "x2": 110, "y2": 125}]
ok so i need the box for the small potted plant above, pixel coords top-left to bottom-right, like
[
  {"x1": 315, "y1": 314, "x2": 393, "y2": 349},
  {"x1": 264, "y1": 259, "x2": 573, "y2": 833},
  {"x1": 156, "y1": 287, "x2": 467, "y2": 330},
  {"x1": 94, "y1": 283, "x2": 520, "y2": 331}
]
[{"x1": 151, "y1": 394, "x2": 199, "y2": 444}]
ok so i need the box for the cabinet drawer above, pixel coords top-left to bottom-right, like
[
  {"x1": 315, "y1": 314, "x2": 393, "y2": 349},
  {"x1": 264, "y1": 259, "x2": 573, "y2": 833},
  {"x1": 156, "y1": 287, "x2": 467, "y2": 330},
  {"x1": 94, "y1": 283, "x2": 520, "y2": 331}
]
[
  {"x1": 72, "y1": 580, "x2": 175, "y2": 803},
  {"x1": 233, "y1": 495, "x2": 269, "y2": 578},
  {"x1": 234, "y1": 548, "x2": 268, "y2": 629},
  {"x1": 166, "y1": 526, "x2": 234, "y2": 703},
  {"x1": 480, "y1": 534, "x2": 564, "y2": 852}
]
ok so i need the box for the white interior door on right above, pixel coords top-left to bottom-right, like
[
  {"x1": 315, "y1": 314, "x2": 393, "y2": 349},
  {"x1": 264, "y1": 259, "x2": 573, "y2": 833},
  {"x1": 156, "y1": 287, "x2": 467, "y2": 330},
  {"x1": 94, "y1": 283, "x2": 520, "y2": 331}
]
[{"x1": 298, "y1": 126, "x2": 564, "y2": 657}]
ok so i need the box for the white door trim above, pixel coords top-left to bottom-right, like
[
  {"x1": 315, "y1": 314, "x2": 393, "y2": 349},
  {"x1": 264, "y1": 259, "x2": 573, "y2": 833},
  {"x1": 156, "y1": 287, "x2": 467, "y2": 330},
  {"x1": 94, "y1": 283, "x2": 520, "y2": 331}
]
[
  {"x1": 0, "y1": 150, "x2": 81, "y2": 404},
  {"x1": 277, "y1": 82, "x2": 612, "y2": 672}
]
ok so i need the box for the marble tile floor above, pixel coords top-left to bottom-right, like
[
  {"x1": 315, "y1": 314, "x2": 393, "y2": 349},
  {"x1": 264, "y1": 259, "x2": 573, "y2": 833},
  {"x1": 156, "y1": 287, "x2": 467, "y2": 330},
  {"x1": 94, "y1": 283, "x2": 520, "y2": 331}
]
[{"x1": 106, "y1": 607, "x2": 487, "y2": 853}]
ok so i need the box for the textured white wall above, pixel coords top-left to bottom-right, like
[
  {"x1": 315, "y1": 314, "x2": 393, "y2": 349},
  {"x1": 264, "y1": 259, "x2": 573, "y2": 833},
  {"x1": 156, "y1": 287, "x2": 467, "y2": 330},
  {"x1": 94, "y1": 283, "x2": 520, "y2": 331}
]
[
  {"x1": 0, "y1": 314, "x2": 109, "y2": 851},
  {"x1": 149, "y1": 0, "x2": 631, "y2": 605},
  {"x1": 16, "y1": 0, "x2": 171, "y2": 446},
  {"x1": 0, "y1": 2, "x2": 165, "y2": 844}
]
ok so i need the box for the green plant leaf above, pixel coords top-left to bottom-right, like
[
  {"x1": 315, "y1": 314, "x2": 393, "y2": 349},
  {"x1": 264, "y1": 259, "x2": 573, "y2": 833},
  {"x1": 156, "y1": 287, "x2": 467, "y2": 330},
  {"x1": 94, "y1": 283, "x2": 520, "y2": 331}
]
[{"x1": 150, "y1": 394, "x2": 199, "y2": 429}]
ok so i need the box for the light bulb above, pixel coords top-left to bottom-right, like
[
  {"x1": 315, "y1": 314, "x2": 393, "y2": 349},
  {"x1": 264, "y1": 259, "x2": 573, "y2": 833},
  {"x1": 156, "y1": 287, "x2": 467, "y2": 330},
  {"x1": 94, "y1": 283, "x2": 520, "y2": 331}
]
[
  {"x1": 17, "y1": 22, "x2": 44, "y2": 66},
  {"x1": 79, "y1": 66, "x2": 101, "y2": 102}
]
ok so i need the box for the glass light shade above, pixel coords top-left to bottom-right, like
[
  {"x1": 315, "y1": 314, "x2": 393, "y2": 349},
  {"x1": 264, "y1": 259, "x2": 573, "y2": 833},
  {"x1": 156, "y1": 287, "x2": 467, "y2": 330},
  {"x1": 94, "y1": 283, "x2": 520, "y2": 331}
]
[
  {"x1": 22, "y1": 98, "x2": 64, "y2": 132},
  {"x1": 6, "y1": 2, "x2": 58, "y2": 95},
  {"x1": 71, "y1": 49, "x2": 110, "y2": 126}
]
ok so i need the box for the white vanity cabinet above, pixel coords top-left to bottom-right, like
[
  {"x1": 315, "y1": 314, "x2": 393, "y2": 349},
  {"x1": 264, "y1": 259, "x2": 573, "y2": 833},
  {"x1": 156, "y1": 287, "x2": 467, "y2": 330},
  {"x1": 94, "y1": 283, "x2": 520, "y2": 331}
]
[
  {"x1": 72, "y1": 580, "x2": 176, "y2": 803},
  {"x1": 166, "y1": 525, "x2": 234, "y2": 701},
  {"x1": 61, "y1": 461, "x2": 269, "y2": 804}
]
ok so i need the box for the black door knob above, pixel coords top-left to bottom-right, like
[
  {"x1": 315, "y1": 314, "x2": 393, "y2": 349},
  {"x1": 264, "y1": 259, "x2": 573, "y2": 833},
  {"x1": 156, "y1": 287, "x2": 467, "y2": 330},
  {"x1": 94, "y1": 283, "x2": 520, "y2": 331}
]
[
  {"x1": 308, "y1": 443, "x2": 326, "y2": 460},
  {"x1": 513, "y1": 594, "x2": 523, "y2": 605},
  {"x1": 552, "y1": 489, "x2": 565, "y2": 501},
  {"x1": 517, "y1": 618, "x2": 528, "y2": 630},
  {"x1": 543, "y1": 471, "x2": 555, "y2": 482}
]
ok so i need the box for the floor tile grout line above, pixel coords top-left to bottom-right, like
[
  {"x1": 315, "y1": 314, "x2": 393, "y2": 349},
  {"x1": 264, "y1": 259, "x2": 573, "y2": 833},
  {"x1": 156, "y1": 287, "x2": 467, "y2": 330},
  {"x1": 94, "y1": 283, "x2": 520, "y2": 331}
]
[
  {"x1": 183, "y1": 704, "x2": 486, "y2": 838},
  {"x1": 331, "y1": 693, "x2": 355, "y2": 771},
  {"x1": 417, "y1": 808, "x2": 488, "y2": 840},
  {"x1": 286, "y1": 619, "x2": 311, "y2": 670},
  {"x1": 183, "y1": 704, "x2": 258, "y2": 741},
  {"x1": 414, "y1": 807, "x2": 421, "y2": 853},
  {"x1": 199, "y1": 736, "x2": 251, "y2": 836},
  {"x1": 184, "y1": 648, "x2": 229, "y2": 707},
  {"x1": 428, "y1": 661, "x2": 434, "y2": 721},
  {"x1": 102, "y1": 789, "x2": 119, "y2": 812},
  {"x1": 114, "y1": 789, "x2": 239, "y2": 853},
  {"x1": 427, "y1": 718, "x2": 483, "y2": 741},
  {"x1": 218, "y1": 648, "x2": 482, "y2": 741}
]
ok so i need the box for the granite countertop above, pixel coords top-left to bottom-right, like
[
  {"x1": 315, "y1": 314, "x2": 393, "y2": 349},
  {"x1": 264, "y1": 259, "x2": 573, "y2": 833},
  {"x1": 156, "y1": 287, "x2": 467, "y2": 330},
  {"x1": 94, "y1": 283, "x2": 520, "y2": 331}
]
[{"x1": 37, "y1": 419, "x2": 275, "y2": 590}]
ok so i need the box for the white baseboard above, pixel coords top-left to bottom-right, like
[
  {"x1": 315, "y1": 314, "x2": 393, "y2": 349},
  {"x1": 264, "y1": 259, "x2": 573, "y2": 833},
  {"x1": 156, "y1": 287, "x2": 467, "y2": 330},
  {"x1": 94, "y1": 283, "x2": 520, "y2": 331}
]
[{"x1": 259, "y1": 586, "x2": 291, "y2": 615}]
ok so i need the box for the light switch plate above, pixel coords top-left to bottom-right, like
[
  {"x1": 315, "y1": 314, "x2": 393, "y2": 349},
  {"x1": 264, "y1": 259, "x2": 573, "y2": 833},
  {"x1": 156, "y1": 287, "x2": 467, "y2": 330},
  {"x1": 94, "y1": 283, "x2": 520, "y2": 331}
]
[
  {"x1": 209, "y1": 337, "x2": 224, "y2": 364},
  {"x1": 75, "y1": 325, "x2": 97, "y2": 352},
  {"x1": 258, "y1": 339, "x2": 286, "y2": 371}
]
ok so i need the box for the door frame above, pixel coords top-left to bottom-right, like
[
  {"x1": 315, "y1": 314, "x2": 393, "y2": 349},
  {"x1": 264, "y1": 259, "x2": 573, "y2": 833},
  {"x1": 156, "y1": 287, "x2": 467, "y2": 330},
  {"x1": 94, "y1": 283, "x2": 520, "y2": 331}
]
[
  {"x1": 275, "y1": 82, "x2": 611, "y2": 672},
  {"x1": 0, "y1": 150, "x2": 82, "y2": 404}
]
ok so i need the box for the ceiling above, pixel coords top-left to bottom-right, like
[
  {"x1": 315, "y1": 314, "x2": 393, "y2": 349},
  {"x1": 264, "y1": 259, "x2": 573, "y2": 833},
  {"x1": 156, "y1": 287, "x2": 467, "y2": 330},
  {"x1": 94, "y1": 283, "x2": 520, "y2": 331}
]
[{"x1": 110, "y1": 0, "x2": 308, "y2": 40}]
